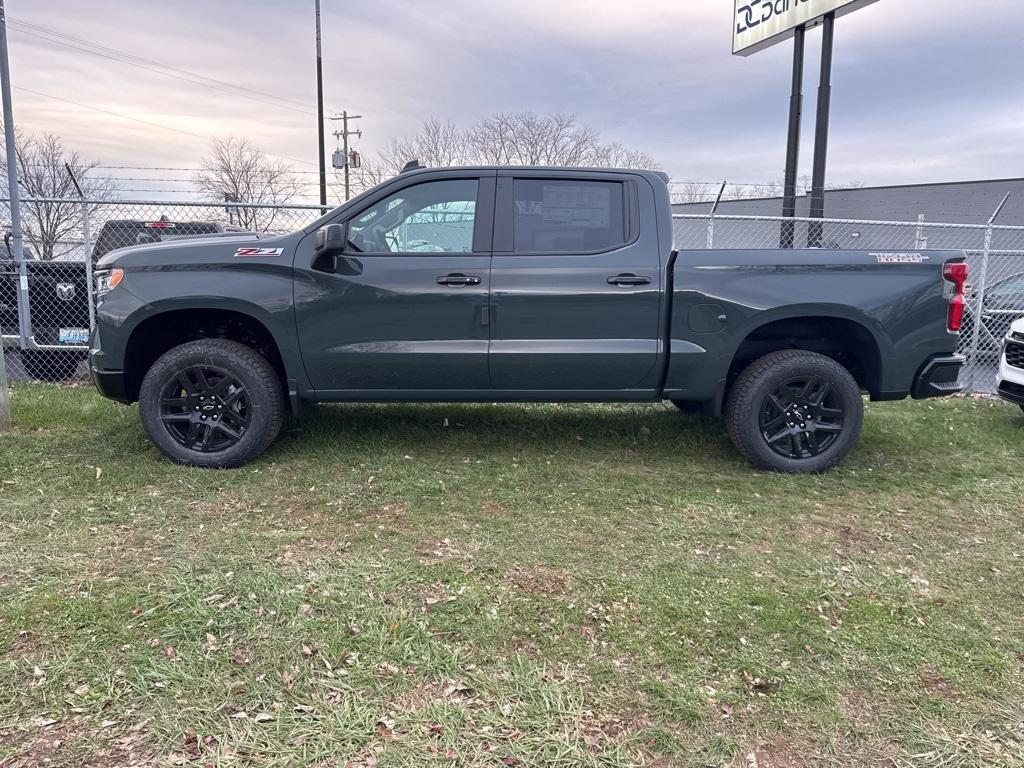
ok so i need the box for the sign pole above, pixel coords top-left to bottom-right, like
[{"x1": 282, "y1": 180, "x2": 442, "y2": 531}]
[
  {"x1": 808, "y1": 11, "x2": 836, "y2": 248},
  {"x1": 780, "y1": 25, "x2": 805, "y2": 249}
]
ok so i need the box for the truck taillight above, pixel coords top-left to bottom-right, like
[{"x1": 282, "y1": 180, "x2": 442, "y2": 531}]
[{"x1": 943, "y1": 262, "x2": 968, "y2": 332}]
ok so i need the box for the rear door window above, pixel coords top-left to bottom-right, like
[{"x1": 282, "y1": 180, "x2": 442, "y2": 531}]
[{"x1": 512, "y1": 179, "x2": 626, "y2": 254}]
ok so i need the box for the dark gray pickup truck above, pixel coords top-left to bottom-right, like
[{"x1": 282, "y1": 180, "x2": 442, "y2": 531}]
[{"x1": 88, "y1": 166, "x2": 968, "y2": 473}]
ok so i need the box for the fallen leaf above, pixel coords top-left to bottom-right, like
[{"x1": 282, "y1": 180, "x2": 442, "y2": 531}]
[
  {"x1": 252, "y1": 712, "x2": 274, "y2": 723},
  {"x1": 95, "y1": 466, "x2": 103, "y2": 481}
]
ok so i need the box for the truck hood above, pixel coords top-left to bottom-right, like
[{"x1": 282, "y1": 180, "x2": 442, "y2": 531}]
[{"x1": 96, "y1": 232, "x2": 285, "y2": 270}]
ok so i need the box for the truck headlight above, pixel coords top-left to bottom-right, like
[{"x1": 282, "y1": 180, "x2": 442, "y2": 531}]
[{"x1": 95, "y1": 267, "x2": 124, "y2": 296}]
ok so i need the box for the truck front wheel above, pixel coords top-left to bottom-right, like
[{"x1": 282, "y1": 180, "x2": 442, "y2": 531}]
[
  {"x1": 138, "y1": 339, "x2": 284, "y2": 468},
  {"x1": 725, "y1": 350, "x2": 863, "y2": 474}
]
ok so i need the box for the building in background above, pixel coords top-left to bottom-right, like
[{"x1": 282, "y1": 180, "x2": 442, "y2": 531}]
[
  {"x1": 673, "y1": 177, "x2": 1024, "y2": 225},
  {"x1": 672, "y1": 177, "x2": 1024, "y2": 251}
]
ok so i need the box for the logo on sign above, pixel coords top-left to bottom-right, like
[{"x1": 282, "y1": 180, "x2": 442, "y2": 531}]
[
  {"x1": 234, "y1": 247, "x2": 284, "y2": 258},
  {"x1": 736, "y1": 0, "x2": 810, "y2": 35},
  {"x1": 55, "y1": 282, "x2": 77, "y2": 301}
]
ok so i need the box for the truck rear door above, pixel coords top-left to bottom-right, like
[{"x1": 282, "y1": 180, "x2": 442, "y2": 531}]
[{"x1": 488, "y1": 171, "x2": 662, "y2": 392}]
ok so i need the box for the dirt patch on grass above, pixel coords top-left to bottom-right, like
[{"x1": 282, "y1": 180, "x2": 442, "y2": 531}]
[
  {"x1": 1, "y1": 630, "x2": 50, "y2": 661},
  {"x1": 390, "y1": 679, "x2": 480, "y2": 714},
  {"x1": 732, "y1": 739, "x2": 819, "y2": 768},
  {"x1": 275, "y1": 538, "x2": 348, "y2": 568},
  {"x1": 415, "y1": 537, "x2": 482, "y2": 565},
  {"x1": 0, "y1": 717, "x2": 153, "y2": 768},
  {"x1": 918, "y1": 666, "x2": 956, "y2": 698},
  {"x1": 506, "y1": 565, "x2": 572, "y2": 598},
  {"x1": 480, "y1": 500, "x2": 512, "y2": 517}
]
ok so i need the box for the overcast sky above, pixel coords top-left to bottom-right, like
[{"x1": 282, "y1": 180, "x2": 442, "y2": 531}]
[{"x1": 6, "y1": 0, "x2": 1024, "y2": 201}]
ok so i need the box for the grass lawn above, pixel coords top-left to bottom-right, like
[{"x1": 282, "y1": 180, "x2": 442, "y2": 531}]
[{"x1": 1, "y1": 384, "x2": 1023, "y2": 768}]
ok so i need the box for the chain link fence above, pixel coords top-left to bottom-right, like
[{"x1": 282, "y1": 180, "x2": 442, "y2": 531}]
[
  {"x1": 1, "y1": 198, "x2": 324, "y2": 382},
  {"x1": 3, "y1": 198, "x2": 1023, "y2": 393}
]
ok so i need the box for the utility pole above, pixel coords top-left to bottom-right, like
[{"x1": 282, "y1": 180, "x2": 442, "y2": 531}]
[
  {"x1": 330, "y1": 111, "x2": 362, "y2": 201},
  {"x1": 314, "y1": 0, "x2": 327, "y2": 208},
  {"x1": 0, "y1": 0, "x2": 18, "y2": 429}
]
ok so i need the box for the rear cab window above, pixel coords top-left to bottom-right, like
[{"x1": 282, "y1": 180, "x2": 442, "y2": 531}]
[{"x1": 512, "y1": 179, "x2": 626, "y2": 254}]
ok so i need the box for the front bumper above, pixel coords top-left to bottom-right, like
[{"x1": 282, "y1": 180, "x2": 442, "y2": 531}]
[
  {"x1": 912, "y1": 355, "x2": 965, "y2": 399},
  {"x1": 90, "y1": 348, "x2": 129, "y2": 403},
  {"x1": 996, "y1": 336, "x2": 1024, "y2": 406}
]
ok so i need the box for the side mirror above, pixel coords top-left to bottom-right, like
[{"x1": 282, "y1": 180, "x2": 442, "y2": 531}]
[{"x1": 313, "y1": 223, "x2": 346, "y2": 273}]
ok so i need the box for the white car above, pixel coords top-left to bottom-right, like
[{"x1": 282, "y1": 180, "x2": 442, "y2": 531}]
[{"x1": 996, "y1": 318, "x2": 1024, "y2": 412}]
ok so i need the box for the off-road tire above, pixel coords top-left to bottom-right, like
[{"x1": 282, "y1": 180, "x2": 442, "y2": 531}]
[
  {"x1": 138, "y1": 339, "x2": 283, "y2": 468},
  {"x1": 725, "y1": 350, "x2": 863, "y2": 474}
]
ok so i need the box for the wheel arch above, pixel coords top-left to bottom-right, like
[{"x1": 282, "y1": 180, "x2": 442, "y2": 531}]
[
  {"x1": 122, "y1": 302, "x2": 293, "y2": 403},
  {"x1": 726, "y1": 308, "x2": 890, "y2": 400}
]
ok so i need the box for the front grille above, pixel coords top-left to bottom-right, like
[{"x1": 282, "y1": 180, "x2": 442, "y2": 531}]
[
  {"x1": 999, "y1": 380, "x2": 1024, "y2": 401},
  {"x1": 1006, "y1": 341, "x2": 1024, "y2": 370}
]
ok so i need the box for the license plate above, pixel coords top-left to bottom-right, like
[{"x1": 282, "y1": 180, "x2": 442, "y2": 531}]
[{"x1": 59, "y1": 327, "x2": 89, "y2": 344}]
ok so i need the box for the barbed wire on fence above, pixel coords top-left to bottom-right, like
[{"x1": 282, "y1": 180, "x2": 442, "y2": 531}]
[{"x1": 2, "y1": 199, "x2": 1023, "y2": 393}]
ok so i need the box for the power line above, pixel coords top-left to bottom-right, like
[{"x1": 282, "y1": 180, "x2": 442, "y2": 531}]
[
  {"x1": 13, "y1": 85, "x2": 212, "y2": 141},
  {"x1": 8, "y1": 17, "x2": 320, "y2": 116},
  {"x1": 12, "y1": 86, "x2": 318, "y2": 168}
]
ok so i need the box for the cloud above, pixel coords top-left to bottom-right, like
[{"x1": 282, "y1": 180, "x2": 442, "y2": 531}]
[{"x1": 6, "y1": 0, "x2": 1023, "y2": 201}]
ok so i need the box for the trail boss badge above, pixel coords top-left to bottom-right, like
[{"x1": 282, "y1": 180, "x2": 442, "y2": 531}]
[
  {"x1": 234, "y1": 247, "x2": 284, "y2": 258},
  {"x1": 872, "y1": 252, "x2": 930, "y2": 264}
]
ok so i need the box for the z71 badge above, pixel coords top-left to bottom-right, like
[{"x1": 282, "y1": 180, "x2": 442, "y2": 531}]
[{"x1": 234, "y1": 247, "x2": 284, "y2": 258}]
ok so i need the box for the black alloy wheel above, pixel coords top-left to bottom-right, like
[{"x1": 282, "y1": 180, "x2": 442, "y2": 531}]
[
  {"x1": 758, "y1": 375, "x2": 846, "y2": 460},
  {"x1": 159, "y1": 365, "x2": 251, "y2": 452},
  {"x1": 138, "y1": 339, "x2": 283, "y2": 468},
  {"x1": 725, "y1": 350, "x2": 863, "y2": 474}
]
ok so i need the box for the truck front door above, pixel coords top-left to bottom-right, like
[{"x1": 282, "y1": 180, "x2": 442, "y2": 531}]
[
  {"x1": 488, "y1": 172, "x2": 663, "y2": 393},
  {"x1": 294, "y1": 172, "x2": 495, "y2": 394}
]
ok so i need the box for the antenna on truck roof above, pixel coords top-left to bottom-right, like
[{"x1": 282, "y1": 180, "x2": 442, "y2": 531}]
[{"x1": 401, "y1": 159, "x2": 425, "y2": 173}]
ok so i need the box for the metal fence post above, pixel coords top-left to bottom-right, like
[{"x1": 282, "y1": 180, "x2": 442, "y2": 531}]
[
  {"x1": 966, "y1": 224, "x2": 993, "y2": 393},
  {"x1": 966, "y1": 194, "x2": 1010, "y2": 392},
  {"x1": 706, "y1": 182, "x2": 726, "y2": 249},
  {"x1": 66, "y1": 165, "x2": 97, "y2": 332},
  {"x1": 914, "y1": 214, "x2": 926, "y2": 249}
]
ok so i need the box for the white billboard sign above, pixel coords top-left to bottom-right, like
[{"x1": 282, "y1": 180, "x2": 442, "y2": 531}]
[{"x1": 733, "y1": 0, "x2": 880, "y2": 56}]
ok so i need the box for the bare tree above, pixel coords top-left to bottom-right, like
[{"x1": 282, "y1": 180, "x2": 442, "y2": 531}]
[
  {"x1": 671, "y1": 181, "x2": 716, "y2": 204},
  {"x1": 347, "y1": 112, "x2": 660, "y2": 201},
  {"x1": 0, "y1": 127, "x2": 116, "y2": 260},
  {"x1": 194, "y1": 137, "x2": 303, "y2": 230}
]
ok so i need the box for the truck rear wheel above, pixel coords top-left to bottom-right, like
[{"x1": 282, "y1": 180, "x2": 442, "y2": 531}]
[
  {"x1": 138, "y1": 339, "x2": 283, "y2": 468},
  {"x1": 725, "y1": 350, "x2": 863, "y2": 474}
]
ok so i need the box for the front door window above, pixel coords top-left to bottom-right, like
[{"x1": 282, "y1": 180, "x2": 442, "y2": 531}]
[{"x1": 346, "y1": 179, "x2": 479, "y2": 254}]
